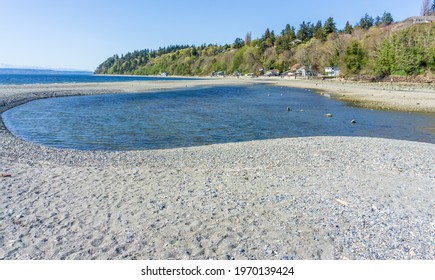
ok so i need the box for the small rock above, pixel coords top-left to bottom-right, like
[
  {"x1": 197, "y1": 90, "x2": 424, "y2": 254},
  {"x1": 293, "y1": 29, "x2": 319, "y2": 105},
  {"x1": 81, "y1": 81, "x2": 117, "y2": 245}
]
[
  {"x1": 325, "y1": 113, "x2": 333, "y2": 117},
  {"x1": 336, "y1": 199, "x2": 348, "y2": 206},
  {"x1": 350, "y1": 119, "x2": 357, "y2": 124},
  {"x1": 15, "y1": 214, "x2": 24, "y2": 219},
  {"x1": 125, "y1": 230, "x2": 134, "y2": 243},
  {"x1": 286, "y1": 107, "x2": 291, "y2": 111}
]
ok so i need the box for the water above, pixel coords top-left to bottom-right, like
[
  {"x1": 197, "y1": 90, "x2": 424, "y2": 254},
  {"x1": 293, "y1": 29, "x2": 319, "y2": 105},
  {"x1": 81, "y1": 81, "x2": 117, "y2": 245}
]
[
  {"x1": 2, "y1": 85, "x2": 434, "y2": 151},
  {"x1": 0, "y1": 69, "x2": 198, "y2": 85}
]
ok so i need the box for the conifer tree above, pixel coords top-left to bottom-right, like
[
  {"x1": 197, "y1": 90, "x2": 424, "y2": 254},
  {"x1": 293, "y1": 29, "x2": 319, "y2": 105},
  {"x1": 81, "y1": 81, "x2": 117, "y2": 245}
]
[
  {"x1": 358, "y1": 13, "x2": 374, "y2": 30},
  {"x1": 313, "y1": 20, "x2": 324, "y2": 39},
  {"x1": 381, "y1": 11, "x2": 394, "y2": 25},
  {"x1": 323, "y1": 17, "x2": 337, "y2": 36},
  {"x1": 344, "y1": 21, "x2": 353, "y2": 34}
]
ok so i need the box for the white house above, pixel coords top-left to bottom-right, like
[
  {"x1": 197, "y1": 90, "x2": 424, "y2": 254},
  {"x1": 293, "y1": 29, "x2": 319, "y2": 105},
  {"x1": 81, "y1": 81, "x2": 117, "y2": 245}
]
[{"x1": 325, "y1": 67, "x2": 340, "y2": 77}]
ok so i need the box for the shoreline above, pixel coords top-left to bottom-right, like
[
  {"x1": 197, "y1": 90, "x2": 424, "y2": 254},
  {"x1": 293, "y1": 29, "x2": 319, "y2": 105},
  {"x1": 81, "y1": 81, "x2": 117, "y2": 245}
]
[
  {"x1": 0, "y1": 79, "x2": 434, "y2": 260},
  {"x1": 258, "y1": 77, "x2": 435, "y2": 113},
  {"x1": 1, "y1": 76, "x2": 435, "y2": 114}
]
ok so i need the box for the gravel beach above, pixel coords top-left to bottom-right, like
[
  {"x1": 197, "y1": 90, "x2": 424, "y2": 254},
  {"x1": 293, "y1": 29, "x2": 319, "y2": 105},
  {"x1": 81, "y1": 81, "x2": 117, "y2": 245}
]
[{"x1": 0, "y1": 79, "x2": 434, "y2": 260}]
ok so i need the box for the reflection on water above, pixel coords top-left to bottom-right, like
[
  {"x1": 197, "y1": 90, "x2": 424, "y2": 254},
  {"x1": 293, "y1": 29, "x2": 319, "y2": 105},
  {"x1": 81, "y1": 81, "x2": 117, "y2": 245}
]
[{"x1": 2, "y1": 85, "x2": 434, "y2": 150}]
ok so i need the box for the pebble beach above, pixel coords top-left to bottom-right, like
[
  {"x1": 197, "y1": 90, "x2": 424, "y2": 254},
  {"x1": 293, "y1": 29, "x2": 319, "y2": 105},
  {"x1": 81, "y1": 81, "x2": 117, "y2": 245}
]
[{"x1": 0, "y1": 79, "x2": 434, "y2": 260}]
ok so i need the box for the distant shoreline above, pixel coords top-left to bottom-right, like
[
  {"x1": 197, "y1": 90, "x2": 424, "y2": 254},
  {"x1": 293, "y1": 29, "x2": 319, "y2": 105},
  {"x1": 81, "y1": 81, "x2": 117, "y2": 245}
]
[
  {"x1": 1, "y1": 77, "x2": 434, "y2": 115},
  {"x1": 91, "y1": 74, "x2": 435, "y2": 113}
]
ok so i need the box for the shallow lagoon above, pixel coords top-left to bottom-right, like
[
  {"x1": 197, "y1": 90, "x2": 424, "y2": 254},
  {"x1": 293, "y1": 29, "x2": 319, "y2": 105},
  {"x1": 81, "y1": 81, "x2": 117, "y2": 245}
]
[{"x1": 2, "y1": 85, "x2": 434, "y2": 150}]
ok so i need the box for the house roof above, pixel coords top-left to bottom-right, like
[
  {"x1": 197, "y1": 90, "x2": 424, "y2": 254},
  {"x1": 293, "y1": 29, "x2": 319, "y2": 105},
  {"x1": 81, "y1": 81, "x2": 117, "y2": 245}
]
[{"x1": 290, "y1": 63, "x2": 301, "y2": 71}]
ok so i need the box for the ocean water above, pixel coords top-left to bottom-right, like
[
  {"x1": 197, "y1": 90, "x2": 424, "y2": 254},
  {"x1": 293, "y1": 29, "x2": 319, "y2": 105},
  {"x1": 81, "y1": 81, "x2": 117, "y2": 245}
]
[
  {"x1": 0, "y1": 69, "x2": 198, "y2": 85},
  {"x1": 2, "y1": 85, "x2": 434, "y2": 151}
]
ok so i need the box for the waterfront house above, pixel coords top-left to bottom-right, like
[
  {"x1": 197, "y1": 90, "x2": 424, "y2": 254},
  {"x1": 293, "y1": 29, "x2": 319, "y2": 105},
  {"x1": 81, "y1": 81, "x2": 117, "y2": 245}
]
[
  {"x1": 288, "y1": 64, "x2": 311, "y2": 77},
  {"x1": 325, "y1": 67, "x2": 341, "y2": 77},
  {"x1": 265, "y1": 69, "x2": 280, "y2": 76}
]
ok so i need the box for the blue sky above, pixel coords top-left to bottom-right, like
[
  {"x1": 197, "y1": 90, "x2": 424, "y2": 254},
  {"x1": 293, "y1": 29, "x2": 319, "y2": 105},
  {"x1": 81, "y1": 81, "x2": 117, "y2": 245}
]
[{"x1": 0, "y1": 0, "x2": 422, "y2": 71}]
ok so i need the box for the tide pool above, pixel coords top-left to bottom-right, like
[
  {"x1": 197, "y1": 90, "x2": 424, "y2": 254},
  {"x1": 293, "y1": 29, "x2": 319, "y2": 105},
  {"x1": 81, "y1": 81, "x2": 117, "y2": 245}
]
[{"x1": 2, "y1": 85, "x2": 434, "y2": 150}]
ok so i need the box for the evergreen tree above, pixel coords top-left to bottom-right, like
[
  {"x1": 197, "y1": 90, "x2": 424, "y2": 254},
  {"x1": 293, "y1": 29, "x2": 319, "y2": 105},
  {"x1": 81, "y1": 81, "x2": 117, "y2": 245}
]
[
  {"x1": 263, "y1": 28, "x2": 274, "y2": 47},
  {"x1": 190, "y1": 46, "x2": 198, "y2": 57},
  {"x1": 283, "y1": 24, "x2": 296, "y2": 40},
  {"x1": 270, "y1": 30, "x2": 276, "y2": 46},
  {"x1": 375, "y1": 16, "x2": 382, "y2": 26},
  {"x1": 276, "y1": 24, "x2": 296, "y2": 52},
  {"x1": 358, "y1": 13, "x2": 374, "y2": 30},
  {"x1": 313, "y1": 20, "x2": 324, "y2": 39},
  {"x1": 345, "y1": 40, "x2": 367, "y2": 74},
  {"x1": 232, "y1": 38, "x2": 244, "y2": 49},
  {"x1": 297, "y1": 21, "x2": 314, "y2": 42},
  {"x1": 344, "y1": 21, "x2": 353, "y2": 34},
  {"x1": 375, "y1": 40, "x2": 394, "y2": 75},
  {"x1": 323, "y1": 17, "x2": 337, "y2": 36},
  {"x1": 381, "y1": 11, "x2": 394, "y2": 25}
]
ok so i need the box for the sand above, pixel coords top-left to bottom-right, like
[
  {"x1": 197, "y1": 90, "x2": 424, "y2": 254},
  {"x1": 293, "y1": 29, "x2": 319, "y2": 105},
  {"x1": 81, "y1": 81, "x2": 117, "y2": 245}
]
[
  {"x1": 269, "y1": 77, "x2": 435, "y2": 113},
  {"x1": 0, "y1": 78, "x2": 434, "y2": 260}
]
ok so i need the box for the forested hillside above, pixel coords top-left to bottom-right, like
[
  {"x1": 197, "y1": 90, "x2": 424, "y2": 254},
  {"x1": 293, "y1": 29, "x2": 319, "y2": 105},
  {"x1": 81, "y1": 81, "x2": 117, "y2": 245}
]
[{"x1": 95, "y1": 12, "x2": 435, "y2": 79}]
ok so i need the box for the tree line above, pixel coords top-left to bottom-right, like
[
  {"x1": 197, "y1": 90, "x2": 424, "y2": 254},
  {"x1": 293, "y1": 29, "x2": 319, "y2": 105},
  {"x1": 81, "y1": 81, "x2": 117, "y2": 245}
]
[{"x1": 95, "y1": 10, "x2": 434, "y2": 79}]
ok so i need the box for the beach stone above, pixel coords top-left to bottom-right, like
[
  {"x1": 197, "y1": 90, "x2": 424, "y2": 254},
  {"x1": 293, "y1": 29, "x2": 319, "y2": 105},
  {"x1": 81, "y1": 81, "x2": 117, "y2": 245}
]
[
  {"x1": 159, "y1": 203, "x2": 166, "y2": 210},
  {"x1": 125, "y1": 230, "x2": 134, "y2": 243}
]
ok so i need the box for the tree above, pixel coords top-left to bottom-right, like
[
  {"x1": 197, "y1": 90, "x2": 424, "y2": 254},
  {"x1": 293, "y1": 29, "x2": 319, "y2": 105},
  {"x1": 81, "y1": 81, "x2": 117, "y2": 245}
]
[
  {"x1": 358, "y1": 13, "x2": 374, "y2": 30},
  {"x1": 231, "y1": 47, "x2": 245, "y2": 72},
  {"x1": 344, "y1": 40, "x2": 367, "y2": 74},
  {"x1": 190, "y1": 46, "x2": 198, "y2": 57},
  {"x1": 375, "y1": 40, "x2": 394, "y2": 76},
  {"x1": 283, "y1": 24, "x2": 296, "y2": 40},
  {"x1": 270, "y1": 30, "x2": 276, "y2": 46},
  {"x1": 375, "y1": 16, "x2": 382, "y2": 26},
  {"x1": 381, "y1": 11, "x2": 394, "y2": 25},
  {"x1": 344, "y1": 21, "x2": 353, "y2": 34},
  {"x1": 323, "y1": 17, "x2": 337, "y2": 37},
  {"x1": 276, "y1": 24, "x2": 296, "y2": 52},
  {"x1": 263, "y1": 28, "x2": 274, "y2": 47},
  {"x1": 297, "y1": 21, "x2": 314, "y2": 42},
  {"x1": 313, "y1": 20, "x2": 324, "y2": 39},
  {"x1": 232, "y1": 37, "x2": 244, "y2": 49}
]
